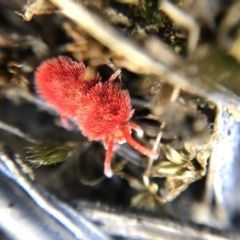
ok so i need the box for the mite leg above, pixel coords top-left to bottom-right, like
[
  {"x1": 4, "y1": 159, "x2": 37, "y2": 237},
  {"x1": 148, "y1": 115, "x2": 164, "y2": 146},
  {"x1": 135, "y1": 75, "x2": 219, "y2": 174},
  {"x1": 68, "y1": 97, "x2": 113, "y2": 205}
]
[
  {"x1": 124, "y1": 131, "x2": 158, "y2": 159},
  {"x1": 58, "y1": 116, "x2": 74, "y2": 131},
  {"x1": 128, "y1": 122, "x2": 144, "y2": 138},
  {"x1": 107, "y1": 69, "x2": 121, "y2": 82},
  {"x1": 103, "y1": 138, "x2": 114, "y2": 178}
]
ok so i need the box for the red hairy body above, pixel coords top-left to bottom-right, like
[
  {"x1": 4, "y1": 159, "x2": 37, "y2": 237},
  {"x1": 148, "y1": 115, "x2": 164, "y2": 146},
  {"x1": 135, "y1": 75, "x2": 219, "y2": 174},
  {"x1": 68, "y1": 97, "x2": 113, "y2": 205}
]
[
  {"x1": 35, "y1": 57, "x2": 100, "y2": 117},
  {"x1": 35, "y1": 56, "x2": 158, "y2": 177},
  {"x1": 77, "y1": 81, "x2": 133, "y2": 140}
]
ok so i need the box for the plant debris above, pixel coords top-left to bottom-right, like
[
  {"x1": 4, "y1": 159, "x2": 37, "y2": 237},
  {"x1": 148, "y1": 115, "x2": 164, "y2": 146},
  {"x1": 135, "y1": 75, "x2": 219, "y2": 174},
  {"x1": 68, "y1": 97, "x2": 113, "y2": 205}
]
[{"x1": 1, "y1": 0, "x2": 240, "y2": 237}]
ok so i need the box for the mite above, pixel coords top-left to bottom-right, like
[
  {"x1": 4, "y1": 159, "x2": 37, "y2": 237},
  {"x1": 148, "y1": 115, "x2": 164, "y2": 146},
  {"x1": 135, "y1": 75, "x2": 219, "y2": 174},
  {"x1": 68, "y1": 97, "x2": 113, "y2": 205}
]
[{"x1": 35, "y1": 56, "x2": 158, "y2": 177}]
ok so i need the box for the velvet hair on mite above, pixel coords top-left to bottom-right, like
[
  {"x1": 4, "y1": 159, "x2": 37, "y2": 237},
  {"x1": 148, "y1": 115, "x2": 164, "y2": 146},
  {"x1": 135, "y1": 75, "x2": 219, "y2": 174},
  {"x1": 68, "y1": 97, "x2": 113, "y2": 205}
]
[{"x1": 35, "y1": 56, "x2": 158, "y2": 177}]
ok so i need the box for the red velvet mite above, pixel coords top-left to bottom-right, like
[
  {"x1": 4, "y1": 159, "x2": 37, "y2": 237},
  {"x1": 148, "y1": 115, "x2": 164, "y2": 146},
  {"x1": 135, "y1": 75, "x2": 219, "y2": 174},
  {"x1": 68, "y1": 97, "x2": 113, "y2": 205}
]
[{"x1": 35, "y1": 56, "x2": 158, "y2": 177}]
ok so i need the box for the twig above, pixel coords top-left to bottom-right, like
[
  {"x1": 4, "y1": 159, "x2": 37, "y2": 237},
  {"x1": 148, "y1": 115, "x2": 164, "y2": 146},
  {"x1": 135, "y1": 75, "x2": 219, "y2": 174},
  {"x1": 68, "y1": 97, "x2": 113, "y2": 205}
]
[
  {"x1": 160, "y1": 0, "x2": 200, "y2": 53},
  {"x1": 0, "y1": 148, "x2": 109, "y2": 240},
  {"x1": 49, "y1": 0, "x2": 240, "y2": 111},
  {"x1": 76, "y1": 201, "x2": 230, "y2": 240},
  {"x1": 0, "y1": 120, "x2": 37, "y2": 143}
]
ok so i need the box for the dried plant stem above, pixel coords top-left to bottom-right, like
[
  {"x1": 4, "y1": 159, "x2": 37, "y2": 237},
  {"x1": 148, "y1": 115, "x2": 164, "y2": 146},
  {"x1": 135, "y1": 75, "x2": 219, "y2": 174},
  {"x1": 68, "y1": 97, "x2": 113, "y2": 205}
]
[
  {"x1": 0, "y1": 120, "x2": 37, "y2": 143},
  {"x1": 50, "y1": 0, "x2": 240, "y2": 111},
  {"x1": 0, "y1": 148, "x2": 108, "y2": 240},
  {"x1": 144, "y1": 122, "x2": 165, "y2": 177},
  {"x1": 77, "y1": 201, "x2": 230, "y2": 240},
  {"x1": 160, "y1": 0, "x2": 200, "y2": 53},
  {"x1": 145, "y1": 86, "x2": 179, "y2": 176}
]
